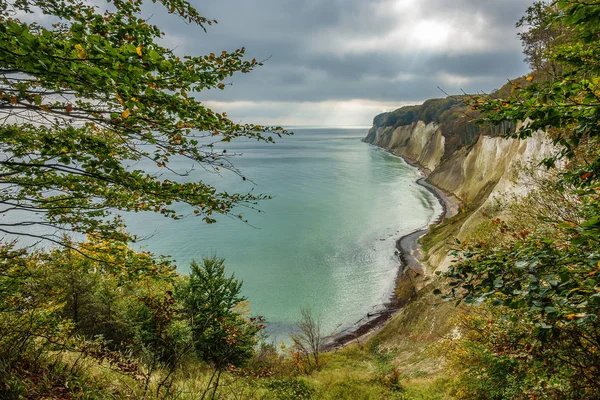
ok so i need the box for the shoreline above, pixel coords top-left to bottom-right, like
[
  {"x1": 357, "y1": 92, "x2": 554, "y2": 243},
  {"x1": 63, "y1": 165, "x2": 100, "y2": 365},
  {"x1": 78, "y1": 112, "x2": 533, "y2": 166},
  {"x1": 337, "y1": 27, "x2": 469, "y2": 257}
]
[{"x1": 321, "y1": 150, "x2": 460, "y2": 351}]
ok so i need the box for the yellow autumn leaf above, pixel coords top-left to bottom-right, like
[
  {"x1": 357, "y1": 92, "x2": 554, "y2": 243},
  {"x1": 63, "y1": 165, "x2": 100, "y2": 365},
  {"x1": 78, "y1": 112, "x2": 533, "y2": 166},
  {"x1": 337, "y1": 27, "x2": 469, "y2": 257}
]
[
  {"x1": 74, "y1": 43, "x2": 86, "y2": 59},
  {"x1": 122, "y1": 109, "x2": 131, "y2": 119},
  {"x1": 136, "y1": 46, "x2": 143, "y2": 56},
  {"x1": 526, "y1": 75, "x2": 535, "y2": 82}
]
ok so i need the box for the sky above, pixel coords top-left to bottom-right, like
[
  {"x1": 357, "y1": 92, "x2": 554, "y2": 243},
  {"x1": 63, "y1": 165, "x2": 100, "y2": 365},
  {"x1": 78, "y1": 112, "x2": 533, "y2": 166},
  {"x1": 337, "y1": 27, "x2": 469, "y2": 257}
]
[{"x1": 154, "y1": 0, "x2": 534, "y2": 127}]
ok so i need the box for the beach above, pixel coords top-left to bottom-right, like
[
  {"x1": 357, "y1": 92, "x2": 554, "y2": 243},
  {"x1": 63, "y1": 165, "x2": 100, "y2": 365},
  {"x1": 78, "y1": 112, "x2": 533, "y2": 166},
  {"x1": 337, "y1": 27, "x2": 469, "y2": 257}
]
[{"x1": 322, "y1": 156, "x2": 461, "y2": 350}]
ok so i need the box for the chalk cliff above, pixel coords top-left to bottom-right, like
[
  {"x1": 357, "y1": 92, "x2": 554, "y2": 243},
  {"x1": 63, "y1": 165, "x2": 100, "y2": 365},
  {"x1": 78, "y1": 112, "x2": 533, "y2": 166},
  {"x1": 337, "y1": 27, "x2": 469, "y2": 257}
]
[
  {"x1": 365, "y1": 121, "x2": 445, "y2": 172},
  {"x1": 364, "y1": 102, "x2": 557, "y2": 273}
]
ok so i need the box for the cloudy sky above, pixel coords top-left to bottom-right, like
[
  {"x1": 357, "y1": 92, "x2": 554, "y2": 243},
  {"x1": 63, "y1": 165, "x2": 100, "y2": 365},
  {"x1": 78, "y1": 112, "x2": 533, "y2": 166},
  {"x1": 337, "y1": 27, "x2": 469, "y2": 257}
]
[{"x1": 156, "y1": 0, "x2": 534, "y2": 126}]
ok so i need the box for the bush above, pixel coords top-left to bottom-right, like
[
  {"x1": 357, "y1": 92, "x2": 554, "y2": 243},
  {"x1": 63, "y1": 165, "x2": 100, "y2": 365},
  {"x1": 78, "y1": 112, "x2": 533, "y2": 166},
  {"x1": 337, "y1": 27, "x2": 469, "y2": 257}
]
[
  {"x1": 442, "y1": 306, "x2": 597, "y2": 400},
  {"x1": 263, "y1": 378, "x2": 315, "y2": 399}
]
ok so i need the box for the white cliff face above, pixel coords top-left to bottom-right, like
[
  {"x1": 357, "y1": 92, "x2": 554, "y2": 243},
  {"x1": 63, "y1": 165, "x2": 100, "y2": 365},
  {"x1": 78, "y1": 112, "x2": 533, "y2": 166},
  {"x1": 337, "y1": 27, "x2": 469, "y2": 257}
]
[
  {"x1": 365, "y1": 121, "x2": 558, "y2": 274},
  {"x1": 427, "y1": 131, "x2": 558, "y2": 273},
  {"x1": 428, "y1": 132, "x2": 555, "y2": 204},
  {"x1": 367, "y1": 122, "x2": 445, "y2": 171}
]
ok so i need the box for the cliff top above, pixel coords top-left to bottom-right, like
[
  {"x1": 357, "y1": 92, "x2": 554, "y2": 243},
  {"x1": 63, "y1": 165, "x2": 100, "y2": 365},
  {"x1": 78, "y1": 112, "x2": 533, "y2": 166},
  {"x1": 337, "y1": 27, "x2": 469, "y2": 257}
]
[{"x1": 370, "y1": 78, "x2": 529, "y2": 156}]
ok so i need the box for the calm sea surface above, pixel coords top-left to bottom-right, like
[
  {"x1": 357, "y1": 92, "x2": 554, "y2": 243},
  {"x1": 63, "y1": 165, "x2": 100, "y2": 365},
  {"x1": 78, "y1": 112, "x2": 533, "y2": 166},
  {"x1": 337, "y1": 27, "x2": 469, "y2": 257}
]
[{"x1": 124, "y1": 128, "x2": 441, "y2": 340}]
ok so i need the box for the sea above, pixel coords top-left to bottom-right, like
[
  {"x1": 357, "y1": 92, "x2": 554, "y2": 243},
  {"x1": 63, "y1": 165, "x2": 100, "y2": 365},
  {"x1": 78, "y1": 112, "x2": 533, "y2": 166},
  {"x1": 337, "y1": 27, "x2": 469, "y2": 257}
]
[{"x1": 124, "y1": 127, "x2": 442, "y2": 341}]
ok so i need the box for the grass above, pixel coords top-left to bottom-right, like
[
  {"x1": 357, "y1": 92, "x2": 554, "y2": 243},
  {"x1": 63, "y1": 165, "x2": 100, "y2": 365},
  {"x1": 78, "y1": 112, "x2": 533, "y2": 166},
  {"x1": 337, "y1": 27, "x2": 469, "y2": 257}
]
[
  {"x1": 399, "y1": 375, "x2": 455, "y2": 399},
  {"x1": 1, "y1": 294, "x2": 461, "y2": 400},
  {"x1": 420, "y1": 209, "x2": 471, "y2": 254},
  {"x1": 2, "y1": 340, "x2": 455, "y2": 399},
  {"x1": 287, "y1": 282, "x2": 462, "y2": 399}
]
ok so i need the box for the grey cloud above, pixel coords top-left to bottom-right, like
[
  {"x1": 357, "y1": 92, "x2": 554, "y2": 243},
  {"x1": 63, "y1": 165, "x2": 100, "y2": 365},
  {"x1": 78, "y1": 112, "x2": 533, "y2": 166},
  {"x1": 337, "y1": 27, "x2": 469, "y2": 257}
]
[
  {"x1": 197, "y1": 49, "x2": 526, "y2": 102},
  {"x1": 421, "y1": 52, "x2": 527, "y2": 77},
  {"x1": 147, "y1": 0, "x2": 534, "y2": 123},
  {"x1": 426, "y1": 0, "x2": 530, "y2": 24}
]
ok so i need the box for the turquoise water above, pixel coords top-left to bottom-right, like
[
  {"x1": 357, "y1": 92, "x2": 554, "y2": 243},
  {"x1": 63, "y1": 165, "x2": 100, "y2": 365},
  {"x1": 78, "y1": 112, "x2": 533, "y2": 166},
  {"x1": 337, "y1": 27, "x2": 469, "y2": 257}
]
[{"x1": 124, "y1": 128, "x2": 441, "y2": 340}]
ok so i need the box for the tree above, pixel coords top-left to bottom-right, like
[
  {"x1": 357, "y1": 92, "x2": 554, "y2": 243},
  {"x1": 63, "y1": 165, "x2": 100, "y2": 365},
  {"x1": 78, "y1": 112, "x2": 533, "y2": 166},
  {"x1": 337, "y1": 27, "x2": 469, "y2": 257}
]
[
  {"x1": 180, "y1": 257, "x2": 264, "y2": 396},
  {"x1": 0, "y1": 244, "x2": 72, "y2": 366},
  {"x1": 0, "y1": 0, "x2": 288, "y2": 248},
  {"x1": 291, "y1": 307, "x2": 323, "y2": 370},
  {"x1": 516, "y1": 1, "x2": 568, "y2": 77},
  {"x1": 472, "y1": 1, "x2": 600, "y2": 165}
]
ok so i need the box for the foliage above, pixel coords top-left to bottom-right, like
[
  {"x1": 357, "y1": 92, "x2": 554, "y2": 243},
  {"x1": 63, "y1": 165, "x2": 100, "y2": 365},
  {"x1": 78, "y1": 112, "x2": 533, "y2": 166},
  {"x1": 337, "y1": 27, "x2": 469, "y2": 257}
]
[
  {"x1": 0, "y1": 0, "x2": 289, "y2": 247},
  {"x1": 0, "y1": 240, "x2": 273, "y2": 398},
  {"x1": 469, "y1": 1, "x2": 600, "y2": 168},
  {"x1": 47, "y1": 238, "x2": 177, "y2": 347},
  {"x1": 442, "y1": 219, "x2": 599, "y2": 326},
  {"x1": 459, "y1": 0, "x2": 600, "y2": 325},
  {"x1": 0, "y1": 244, "x2": 73, "y2": 374},
  {"x1": 440, "y1": 211, "x2": 600, "y2": 396},
  {"x1": 290, "y1": 307, "x2": 323, "y2": 372},
  {"x1": 438, "y1": 168, "x2": 600, "y2": 398},
  {"x1": 369, "y1": 93, "x2": 517, "y2": 158},
  {"x1": 262, "y1": 378, "x2": 315, "y2": 400},
  {"x1": 516, "y1": 1, "x2": 568, "y2": 77},
  {"x1": 372, "y1": 97, "x2": 464, "y2": 129},
  {"x1": 443, "y1": 306, "x2": 598, "y2": 400},
  {"x1": 180, "y1": 257, "x2": 264, "y2": 370}
]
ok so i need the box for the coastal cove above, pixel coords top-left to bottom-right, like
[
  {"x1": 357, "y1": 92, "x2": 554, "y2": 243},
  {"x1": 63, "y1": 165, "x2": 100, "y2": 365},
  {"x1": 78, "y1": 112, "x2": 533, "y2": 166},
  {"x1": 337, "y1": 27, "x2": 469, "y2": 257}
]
[
  {"x1": 6, "y1": 1, "x2": 600, "y2": 397},
  {"x1": 123, "y1": 128, "x2": 443, "y2": 341}
]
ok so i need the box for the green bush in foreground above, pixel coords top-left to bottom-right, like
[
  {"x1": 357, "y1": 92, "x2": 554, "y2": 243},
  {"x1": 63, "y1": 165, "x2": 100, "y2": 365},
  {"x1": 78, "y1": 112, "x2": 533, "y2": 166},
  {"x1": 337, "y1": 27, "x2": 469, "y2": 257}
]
[
  {"x1": 0, "y1": 239, "x2": 269, "y2": 398},
  {"x1": 262, "y1": 378, "x2": 315, "y2": 400}
]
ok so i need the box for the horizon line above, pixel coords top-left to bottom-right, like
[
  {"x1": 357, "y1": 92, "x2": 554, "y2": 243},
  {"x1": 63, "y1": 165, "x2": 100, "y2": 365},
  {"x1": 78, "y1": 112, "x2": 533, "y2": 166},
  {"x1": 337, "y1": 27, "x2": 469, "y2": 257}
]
[{"x1": 275, "y1": 125, "x2": 372, "y2": 129}]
